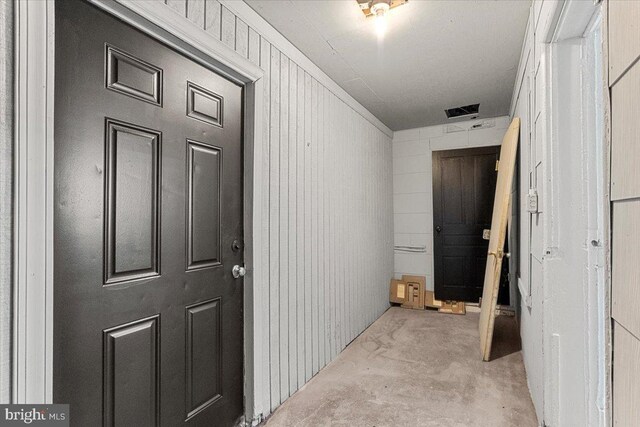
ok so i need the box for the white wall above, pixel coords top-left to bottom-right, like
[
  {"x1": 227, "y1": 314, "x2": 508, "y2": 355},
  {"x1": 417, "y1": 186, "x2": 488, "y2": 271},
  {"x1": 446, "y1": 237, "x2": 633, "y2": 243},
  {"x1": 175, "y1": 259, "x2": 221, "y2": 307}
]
[
  {"x1": 158, "y1": 0, "x2": 395, "y2": 423},
  {"x1": 392, "y1": 116, "x2": 511, "y2": 291},
  {"x1": 511, "y1": 1, "x2": 607, "y2": 426},
  {"x1": 0, "y1": 0, "x2": 13, "y2": 405}
]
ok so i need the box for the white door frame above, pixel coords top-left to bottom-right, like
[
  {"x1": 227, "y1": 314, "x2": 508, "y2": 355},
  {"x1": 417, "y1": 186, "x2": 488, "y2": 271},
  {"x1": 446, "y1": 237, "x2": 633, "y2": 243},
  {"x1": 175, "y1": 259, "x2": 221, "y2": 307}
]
[
  {"x1": 14, "y1": 0, "x2": 264, "y2": 423},
  {"x1": 543, "y1": 1, "x2": 609, "y2": 425}
]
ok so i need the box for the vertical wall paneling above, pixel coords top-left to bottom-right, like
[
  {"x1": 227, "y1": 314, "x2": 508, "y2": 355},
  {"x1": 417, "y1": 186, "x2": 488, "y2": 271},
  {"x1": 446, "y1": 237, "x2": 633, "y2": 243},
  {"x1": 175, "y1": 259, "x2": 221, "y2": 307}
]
[
  {"x1": 350, "y1": 111, "x2": 355, "y2": 340},
  {"x1": 350, "y1": 110, "x2": 357, "y2": 342},
  {"x1": 343, "y1": 100, "x2": 348, "y2": 346},
  {"x1": 341, "y1": 100, "x2": 347, "y2": 350},
  {"x1": 317, "y1": 85, "x2": 326, "y2": 371},
  {"x1": 317, "y1": 86, "x2": 324, "y2": 368},
  {"x1": 323, "y1": 86, "x2": 331, "y2": 365},
  {"x1": 365, "y1": 122, "x2": 370, "y2": 329},
  {"x1": 325, "y1": 87, "x2": 331, "y2": 369},
  {"x1": 328, "y1": 92, "x2": 337, "y2": 361},
  {"x1": 338, "y1": 100, "x2": 344, "y2": 348},
  {"x1": 186, "y1": 0, "x2": 204, "y2": 29},
  {"x1": 154, "y1": 2, "x2": 394, "y2": 421},
  {"x1": 235, "y1": 18, "x2": 249, "y2": 59},
  {"x1": 259, "y1": 37, "x2": 271, "y2": 414},
  {"x1": 248, "y1": 28, "x2": 259, "y2": 65},
  {"x1": 352, "y1": 114, "x2": 358, "y2": 335},
  {"x1": 204, "y1": 0, "x2": 221, "y2": 39},
  {"x1": 220, "y1": 5, "x2": 235, "y2": 50},
  {"x1": 303, "y1": 71, "x2": 312, "y2": 383},
  {"x1": 344, "y1": 108, "x2": 350, "y2": 343},
  {"x1": 295, "y1": 65, "x2": 305, "y2": 390},
  {"x1": 268, "y1": 46, "x2": 280, "y2": 410},
  {"x1": 287, "y1": 58, "x2": 297, "y2": 396},
  {"x1": 0, "y1": 0, "x2": 13, "y2": 404},
  {"x1": 278, "y1": 52, "x2": 289, "y2": 401},
  {"x1": 311, "y1": 77, "x2": 319, "y2": 376},
  {"x1": 338, "y1": 95, "x2": 344, "y2": 354}
]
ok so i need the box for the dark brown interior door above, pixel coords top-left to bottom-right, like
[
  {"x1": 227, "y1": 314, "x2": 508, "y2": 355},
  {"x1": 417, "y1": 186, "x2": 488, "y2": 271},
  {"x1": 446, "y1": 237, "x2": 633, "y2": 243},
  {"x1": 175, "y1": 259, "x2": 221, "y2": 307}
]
[
  {"x1": 432, "y1": 146, "x2": 509, "y2": 304},
  {"x1": 54, "y1": 2, "x2": 244, "y2": 425}
]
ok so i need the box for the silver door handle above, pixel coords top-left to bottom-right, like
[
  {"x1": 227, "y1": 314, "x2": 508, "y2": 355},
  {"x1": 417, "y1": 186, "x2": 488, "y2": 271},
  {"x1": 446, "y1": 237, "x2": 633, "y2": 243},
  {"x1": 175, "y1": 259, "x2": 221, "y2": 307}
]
[{"x1": 232, "y1": 265, "x2": 246, "y2": 279}]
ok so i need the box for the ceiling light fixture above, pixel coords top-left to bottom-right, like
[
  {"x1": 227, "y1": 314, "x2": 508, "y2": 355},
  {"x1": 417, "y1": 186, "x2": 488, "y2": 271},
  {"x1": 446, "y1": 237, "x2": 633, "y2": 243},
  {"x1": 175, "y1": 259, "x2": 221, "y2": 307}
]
[
  {"x1": 357, "y1": 0, "x2": 408, "y2": 38},
  {"x1": 371, "y1": 1, "x2": 390, "y2": 38}
]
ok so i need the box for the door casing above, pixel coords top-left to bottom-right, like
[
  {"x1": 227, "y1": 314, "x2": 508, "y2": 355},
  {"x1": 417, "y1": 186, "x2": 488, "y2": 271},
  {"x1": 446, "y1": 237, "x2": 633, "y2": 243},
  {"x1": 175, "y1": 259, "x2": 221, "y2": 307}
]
[{"x1": 13, "y1": 0, "x2": 263, "y2": 423}]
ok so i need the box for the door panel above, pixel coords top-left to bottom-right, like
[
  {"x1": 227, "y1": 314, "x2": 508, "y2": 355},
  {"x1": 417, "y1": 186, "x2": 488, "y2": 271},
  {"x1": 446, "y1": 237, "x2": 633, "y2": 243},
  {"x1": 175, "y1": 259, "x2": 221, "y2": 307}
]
[
  {"x1": 187, "y1": 141, "x2": 222, "y2": 269},
  {"x1": 54, "y1": 2, "x2": 244, "y2": 426},
  {"x1": 106, "y1": 44, "x2": 163, "y2": 106},
  {"x1": 103, "y1": 316, "x2": 160, "y2": 427},
  {"x1": 185, "y1": 299, "x2": 222, "y2": 419},
  {"x1": 105, "y1": 119, "x2": 161, "y2": 283},
  {"x1": 432, "y1": 146, "x2": 509, "y2": 303}
]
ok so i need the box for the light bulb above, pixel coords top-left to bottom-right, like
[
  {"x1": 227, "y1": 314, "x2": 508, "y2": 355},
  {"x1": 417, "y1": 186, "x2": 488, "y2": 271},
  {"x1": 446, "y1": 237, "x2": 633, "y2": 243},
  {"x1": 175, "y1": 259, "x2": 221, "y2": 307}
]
[
  {"x1": 371, "y1": 1, "x2": 390, "y2": 39},
  {"x1": 375, "y1": 10, "x2": 387, "y2": 38}
]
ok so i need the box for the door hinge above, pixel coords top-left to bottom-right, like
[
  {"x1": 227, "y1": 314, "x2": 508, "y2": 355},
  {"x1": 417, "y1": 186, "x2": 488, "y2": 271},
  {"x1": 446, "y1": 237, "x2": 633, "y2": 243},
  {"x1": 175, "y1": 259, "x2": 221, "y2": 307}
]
[{"x1": 495, "y1": 160, "x2": 500, "y2": 171}]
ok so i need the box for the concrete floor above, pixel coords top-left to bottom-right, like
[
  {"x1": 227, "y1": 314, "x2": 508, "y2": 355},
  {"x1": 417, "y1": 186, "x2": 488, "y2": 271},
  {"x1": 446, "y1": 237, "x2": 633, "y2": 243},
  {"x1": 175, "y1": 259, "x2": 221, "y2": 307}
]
[{"x1": 263, "y1": 307, "x2": 537, "y2": 427}]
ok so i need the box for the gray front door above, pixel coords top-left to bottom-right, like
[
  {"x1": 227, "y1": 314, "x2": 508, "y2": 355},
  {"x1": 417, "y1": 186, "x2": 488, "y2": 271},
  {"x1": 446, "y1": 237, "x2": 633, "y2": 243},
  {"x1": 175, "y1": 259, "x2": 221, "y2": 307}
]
[{"x1": 53, "y1": 1, "x2": 244, "y2": 425}]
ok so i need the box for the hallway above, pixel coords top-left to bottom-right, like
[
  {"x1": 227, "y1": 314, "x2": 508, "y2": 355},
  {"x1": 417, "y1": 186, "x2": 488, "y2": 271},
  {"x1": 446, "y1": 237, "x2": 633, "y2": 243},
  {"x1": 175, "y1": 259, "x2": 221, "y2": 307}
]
[
  {"x1": 263, "y1": 308, "x2": 537, "y2": 427},
  {"x1": 2, "y1": 1, "x2": 615, "y2": 424}
]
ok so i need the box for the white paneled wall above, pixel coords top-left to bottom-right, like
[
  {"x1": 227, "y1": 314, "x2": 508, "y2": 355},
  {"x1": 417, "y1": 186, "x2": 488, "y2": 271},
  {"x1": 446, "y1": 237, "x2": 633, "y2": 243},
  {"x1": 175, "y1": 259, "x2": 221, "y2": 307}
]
[
  {"x1": 0, "y1": 0, "x2": 13, "y2": 404},
  {"x1": 509, "y1": 2, "x2": 607, "y2": 425},
  {"x1": 392, "y1": 116, "x2": 510, "y2": 290},
  {"x1": 159, "y1": 0, "x2": 394, "y2": 422}
]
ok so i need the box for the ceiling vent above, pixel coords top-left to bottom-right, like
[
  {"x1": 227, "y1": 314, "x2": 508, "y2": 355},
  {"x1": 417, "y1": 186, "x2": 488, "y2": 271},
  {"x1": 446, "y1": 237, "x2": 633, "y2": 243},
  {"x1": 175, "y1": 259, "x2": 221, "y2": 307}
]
[{"x1": 445, "y1": 103, "x2": 480, "y2": 120}]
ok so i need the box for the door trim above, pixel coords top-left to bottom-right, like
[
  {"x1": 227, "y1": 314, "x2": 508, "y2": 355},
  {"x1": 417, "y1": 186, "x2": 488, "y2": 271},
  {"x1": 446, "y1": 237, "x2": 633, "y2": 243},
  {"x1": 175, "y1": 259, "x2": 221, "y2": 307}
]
[{"x1": 14, "y1": 1, "x2": 263, "y2": 423}]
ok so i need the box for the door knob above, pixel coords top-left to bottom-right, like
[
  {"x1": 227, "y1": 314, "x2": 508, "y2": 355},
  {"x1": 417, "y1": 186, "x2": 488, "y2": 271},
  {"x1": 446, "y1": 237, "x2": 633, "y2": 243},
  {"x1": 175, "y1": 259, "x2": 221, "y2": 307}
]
[
  {"x1": 435, "y1": 226, "x2": 442, "y2": 233},
  {"x1": 232, "y1": 265, "x2": 246, "y2": 279}
]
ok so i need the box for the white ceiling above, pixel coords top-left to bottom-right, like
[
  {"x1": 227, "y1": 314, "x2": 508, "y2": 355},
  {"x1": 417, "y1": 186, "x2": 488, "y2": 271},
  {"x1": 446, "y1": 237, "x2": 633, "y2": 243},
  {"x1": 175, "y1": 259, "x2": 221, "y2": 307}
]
[{"x1": 245, "y1": 0, "x2": 531, "y2": 131}]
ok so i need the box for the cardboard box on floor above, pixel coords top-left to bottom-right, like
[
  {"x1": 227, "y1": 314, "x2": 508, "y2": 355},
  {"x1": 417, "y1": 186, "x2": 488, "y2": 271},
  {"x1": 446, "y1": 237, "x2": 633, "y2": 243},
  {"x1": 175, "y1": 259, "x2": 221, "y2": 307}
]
[
  {"x1": 389, "y1": 277, "x2": 424, "y2": 309},
  {"x1": 439, "y1": 300, "x2": 466, "y2": 315},
  {"x1": 390, "y1": 275, "x2": 465, "y2": 314},
  {"x1": 424, "y1": 289, "x2": 466, "y2": 315},
  {"x1": 424, "y1": 290, "x2": 442, "y2": 309},
  {"x1": 389, "y1": 279, "x2": 407, "y2": 304},
  {"x1": 401, "y1": 275, "x2": 425, "y2": 310}
]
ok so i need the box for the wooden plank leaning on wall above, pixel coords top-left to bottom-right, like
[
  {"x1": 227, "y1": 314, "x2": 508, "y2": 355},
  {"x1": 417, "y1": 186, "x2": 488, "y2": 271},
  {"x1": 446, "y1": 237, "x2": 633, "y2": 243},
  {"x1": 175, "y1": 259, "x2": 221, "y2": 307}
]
[{"x1": 478, "y1": 118, "x2": 520, "y2": 361}]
